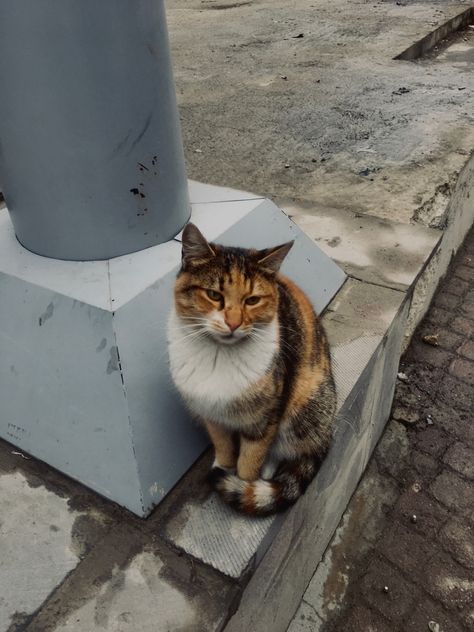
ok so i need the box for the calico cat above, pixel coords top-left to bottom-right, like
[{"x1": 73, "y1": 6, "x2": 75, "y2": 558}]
[{"x1": 168, "y1": 223, "x2": 336, "y2": 516}]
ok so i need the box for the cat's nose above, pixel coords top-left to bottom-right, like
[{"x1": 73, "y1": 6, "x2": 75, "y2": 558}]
[
  {"x1": 224, "y1": 313, "x2": 242, "y2": 332},
  {"x1": 225, "y1": 320, "x2": 241, "y2": 333},
  {"x1": 224, "y1": 308, "x2": 243, "y2": 332}
]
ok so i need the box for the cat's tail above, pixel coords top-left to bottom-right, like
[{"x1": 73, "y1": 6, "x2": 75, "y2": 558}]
[{"x1": 208, "y1": 457, "x2": 321, "y2": 517}]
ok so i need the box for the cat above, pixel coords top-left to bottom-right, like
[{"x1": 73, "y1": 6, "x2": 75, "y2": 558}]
[{"x1": 168, "y1": 223, "x2": 336, "y2": 516}]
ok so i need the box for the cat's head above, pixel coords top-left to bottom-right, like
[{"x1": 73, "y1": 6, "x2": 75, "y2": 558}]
[{"x1": 174, "y1": 223, "x2": 293, "y2": 345}]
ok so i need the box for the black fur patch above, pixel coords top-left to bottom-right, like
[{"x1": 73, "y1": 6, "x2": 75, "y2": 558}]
[
  {"x1": 207, "y1": 466, "x2": 227, "y2": 489},
  {"x1": 275, "y1": 281, "x2": 302, "y2": 416}
]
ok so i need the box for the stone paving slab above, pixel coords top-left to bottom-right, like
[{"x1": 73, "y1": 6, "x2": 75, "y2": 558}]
[
  {"x1": 20, "y1": 520, "x2": 238, "y2": 632},
  {"x1": 52, "y1": 549, "x2": 211, "y2": 632},
  {"x1": 0, "y1": 469, "x2": 111, "y2": 631},
  {"x1": 165, "y1": 493, "x2": 275, "y2": 579}
]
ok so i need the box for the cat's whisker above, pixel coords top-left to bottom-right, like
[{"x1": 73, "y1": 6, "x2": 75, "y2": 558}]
[
  {"x1": 172, "y1": 329, "x2": 209, "y2": 344},
  {"x1": 176, "y1": 316, "x2": 209, "y2": 325},
  {"x1": 172, "y1": 327, "x2": 204, "y2": 336},
  {"x1": 173, "y1": 324, "x2": 205, "y2": 333}
]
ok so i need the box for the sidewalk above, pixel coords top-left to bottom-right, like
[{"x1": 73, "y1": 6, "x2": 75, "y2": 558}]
[{"x1": 288, "y1": 228, "x2": 474, "y2": 631}]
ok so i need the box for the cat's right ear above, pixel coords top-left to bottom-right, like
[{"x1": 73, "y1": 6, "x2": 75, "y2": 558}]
[{"x1": 181, "y1": 223, "x2": 216, "y2": 267}]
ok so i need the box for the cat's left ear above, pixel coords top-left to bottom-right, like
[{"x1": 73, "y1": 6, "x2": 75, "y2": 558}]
[
  {"x1": 181, "y1": 223, "x2": 216, "y2": 267},
  {"x1": 257, "y1": 241, "x2": 294, "y2": 273}
]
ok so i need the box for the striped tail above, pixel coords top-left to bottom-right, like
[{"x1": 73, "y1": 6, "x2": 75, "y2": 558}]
[{"x1": 207, "y1": 457, "x2": 320, "y2": 517}]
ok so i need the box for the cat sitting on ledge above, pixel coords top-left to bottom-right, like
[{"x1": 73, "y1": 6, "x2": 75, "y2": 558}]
[{"x1": 168, "y1": 223, "x2": 336, "y2": 516}]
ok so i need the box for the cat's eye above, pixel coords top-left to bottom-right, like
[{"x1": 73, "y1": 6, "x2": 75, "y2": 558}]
[
  {"x1": 245, "y1": 296, "x2": 260, "y2": 306},
  {"x1": 206, "y1": 289, "x2": 222, "y2": 302}
]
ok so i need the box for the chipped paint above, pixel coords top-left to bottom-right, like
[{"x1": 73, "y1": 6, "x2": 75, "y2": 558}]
[
  {"x1": 96, "y1": 338, "x2": 107, "y2": 353},
  {"x1": 38, "y1": 301, "x2": 54, "y2": 327},
  {"x1": 106, "y1": 346, "x2": 120, "y2": 374}
]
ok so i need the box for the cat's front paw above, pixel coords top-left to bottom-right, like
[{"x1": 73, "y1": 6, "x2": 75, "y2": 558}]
[{"x1": 212, "y1": 458, "x2": 236, "y2": 474}]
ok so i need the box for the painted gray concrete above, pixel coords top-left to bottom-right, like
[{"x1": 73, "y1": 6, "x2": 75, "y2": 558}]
[
  {"x1": 188, "y1": 179, "x2": 263, "y2": 204},
  {"x1": 0, "y1": 0, "x2": 188, "y2": 260},
  {"x1": 0, "y1": 184, "x2": 345, "y2": 516}
]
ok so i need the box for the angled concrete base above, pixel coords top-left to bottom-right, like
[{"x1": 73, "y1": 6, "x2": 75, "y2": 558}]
[{"x1": 0, "y1": 181, "x2": 345, "y2": 516}]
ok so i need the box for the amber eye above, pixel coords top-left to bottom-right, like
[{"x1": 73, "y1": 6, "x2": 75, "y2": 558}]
[
  {"x1": 245, "y1": 296, "x2": 260, "y2": 306},
  {"x1": 206, "y1": 289, "x2": 222, "y2": 302}
]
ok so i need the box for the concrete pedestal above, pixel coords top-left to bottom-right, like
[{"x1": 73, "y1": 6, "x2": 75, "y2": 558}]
[{"x1": 0, "y1": 182, "x2": 345, "y2": 516}]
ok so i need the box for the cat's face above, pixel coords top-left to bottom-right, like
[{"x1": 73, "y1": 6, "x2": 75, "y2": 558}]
[{"x1": 174, "y1": 224, "x2": 293, "y2": 345}]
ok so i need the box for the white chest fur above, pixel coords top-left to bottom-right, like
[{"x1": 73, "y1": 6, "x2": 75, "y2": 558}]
[{"x1": 167, "y1": 309, "x2": 278, "y2": 424}]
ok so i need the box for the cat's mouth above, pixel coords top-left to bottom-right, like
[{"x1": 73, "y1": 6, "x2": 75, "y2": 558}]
[{"x1": 211, "y1": 329, "x2": 248, "y2": 345}]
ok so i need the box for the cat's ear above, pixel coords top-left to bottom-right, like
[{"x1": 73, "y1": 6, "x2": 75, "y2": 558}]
[
  {"x1": 257, "y1": 241, "x2": 294, "y2": 273},
  {"x1": 181, "y1": 223, "x2": 216, "y2": 266}
]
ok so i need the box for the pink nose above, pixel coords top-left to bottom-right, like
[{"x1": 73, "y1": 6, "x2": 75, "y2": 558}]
[{"x1": 226, "y1": 320, "x2": 240, "y2": 333}]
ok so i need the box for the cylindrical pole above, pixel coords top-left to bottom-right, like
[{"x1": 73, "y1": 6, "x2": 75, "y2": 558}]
[{"x1": 0, "y1": 0, "x2": 189, "y2": 261}]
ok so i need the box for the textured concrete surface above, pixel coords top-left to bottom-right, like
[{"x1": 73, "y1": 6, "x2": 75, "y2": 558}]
[
  {"x1": 0, "y1": 472, "x2": 85, "y2": 630},
  {"x1": 170, "y1": 0, "x2": 474, "y2": 226},
  {"x1": 404, "y1": 150, "x2": 474, "y2": 345},
  {"x1": 52, "y1": 551, "x2": 201, "y2": 632},
  {"x1": 0, "y1": 460, "x2": 115, "y2": 630},
  {"x1": 169, "y1": 0, "x2": 474, "y2": 339},
  {"x1": 165, "y1": 494, "x2": 275, "y2": 578},
  {"x1": 288, "y1": 227, "x2": 474, "y2": 632},
  {"x1": 288, "y1": 463, "x2": 400, "y2": 631},
  {"x1": 289, "y1": 205, "x2": 441, "y2": 291},
  {"x1": 0, "y1": 439, "x2": 238, "y2": 632}
]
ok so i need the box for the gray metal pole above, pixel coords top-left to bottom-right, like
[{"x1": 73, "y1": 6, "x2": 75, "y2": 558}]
[{"x1": 0, "y1": 0, "x2": 189, "y2": 261}]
